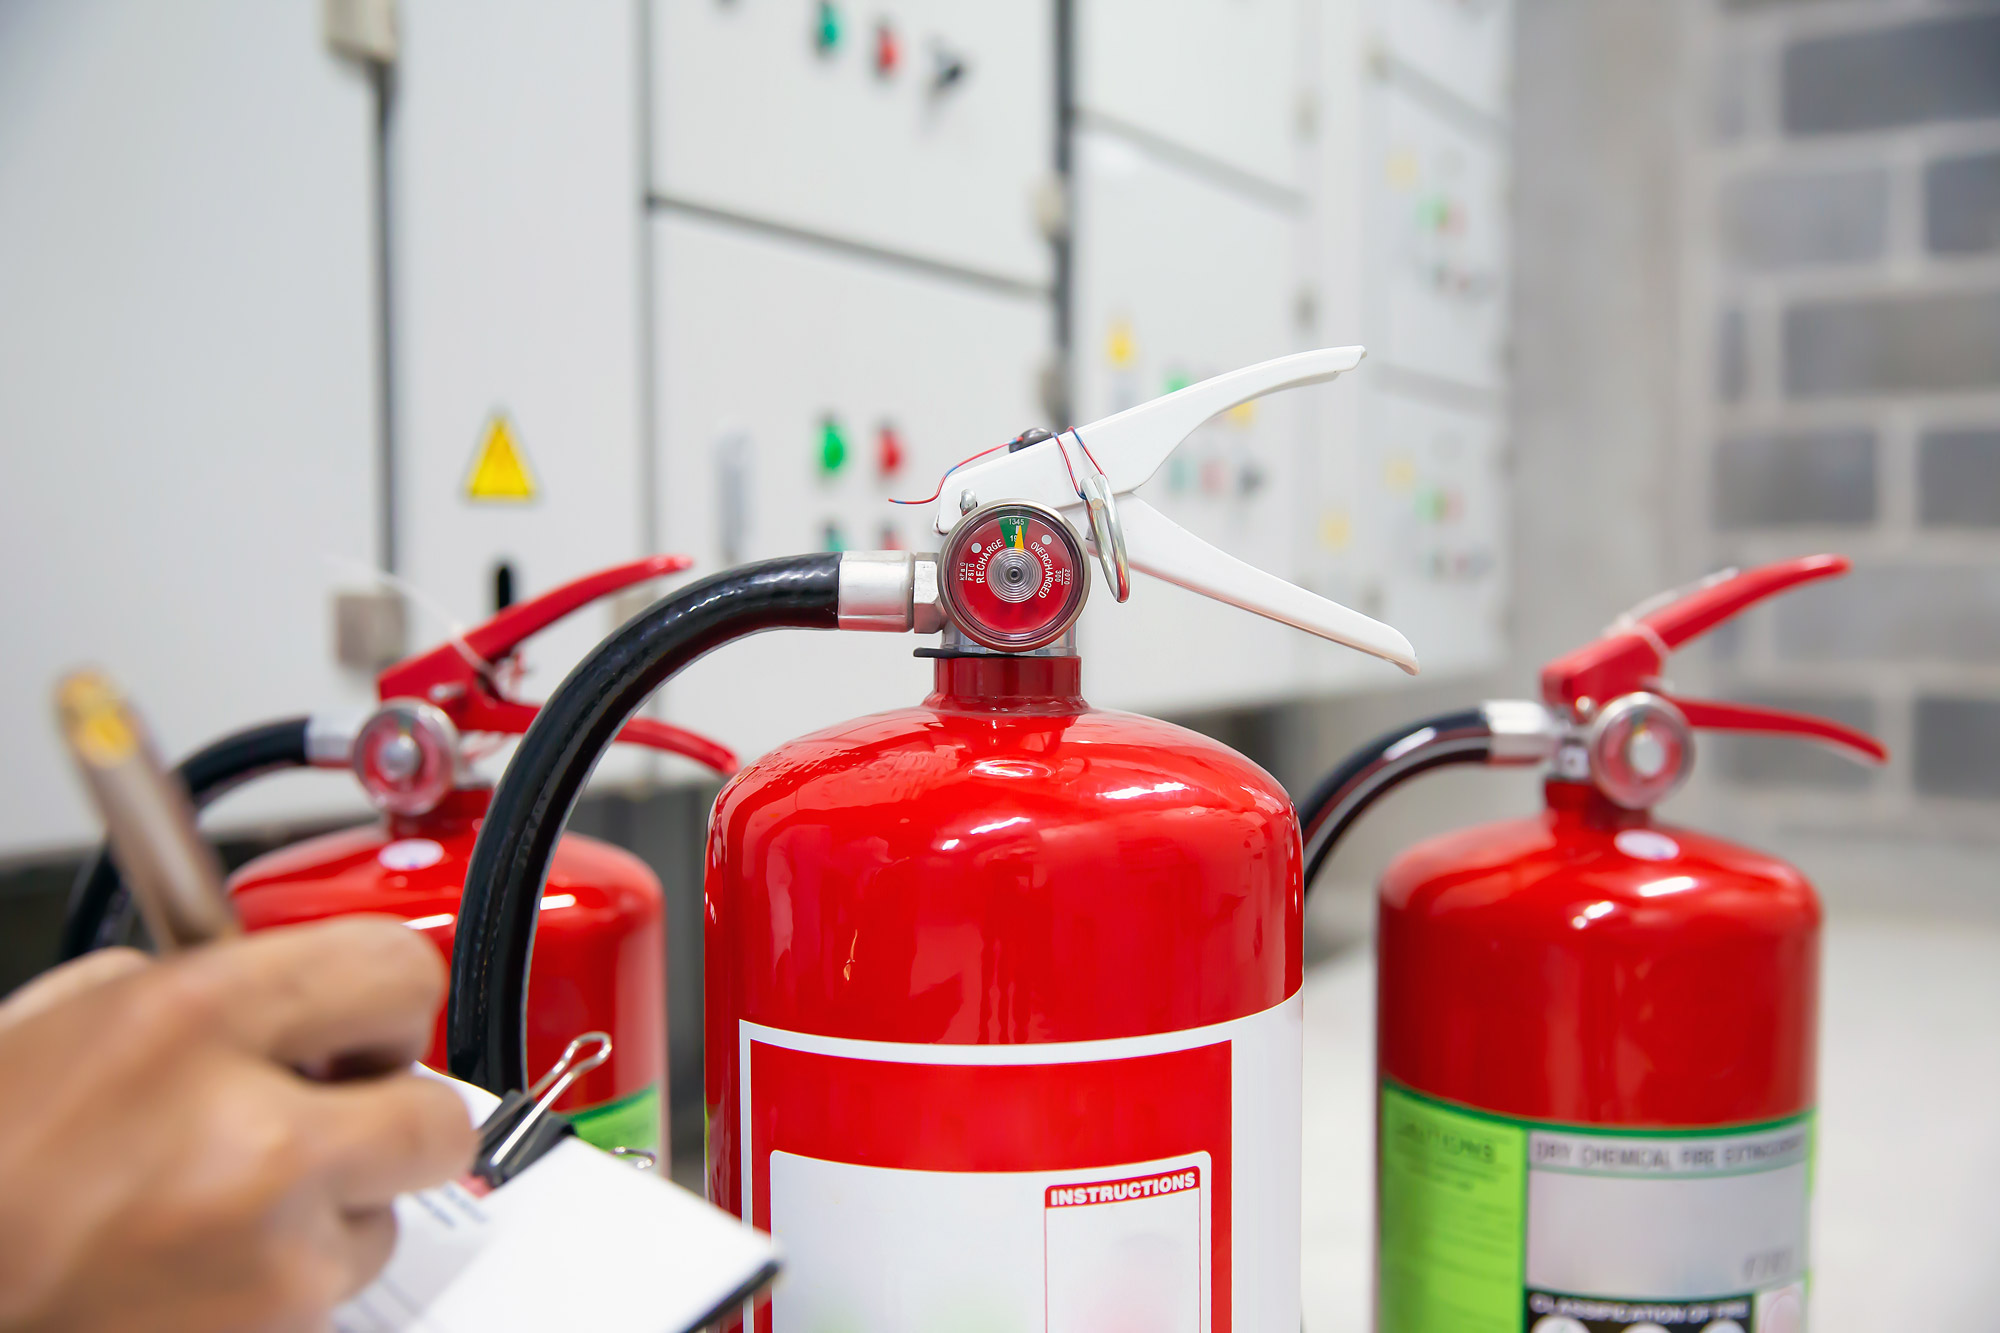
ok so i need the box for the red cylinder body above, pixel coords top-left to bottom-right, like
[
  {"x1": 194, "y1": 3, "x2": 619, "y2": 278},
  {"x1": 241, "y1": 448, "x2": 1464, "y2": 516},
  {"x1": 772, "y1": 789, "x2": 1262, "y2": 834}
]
[
  {"x1": 229, "y1": 787, "x2": 667, "y2": 1152},
  {"x1": 1375, "y1": 780, "x2": 1819, "y2": 1330},
  {"x1": 705, "y1": 656, "x2": 1305, "y2": 1332}
]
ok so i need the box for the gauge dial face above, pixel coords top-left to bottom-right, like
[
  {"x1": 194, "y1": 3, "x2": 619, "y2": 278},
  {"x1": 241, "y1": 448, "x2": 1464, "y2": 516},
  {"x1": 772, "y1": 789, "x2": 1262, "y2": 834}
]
[{"x1": 941, "y1": 504, "x2": 1089, "y2": 651}]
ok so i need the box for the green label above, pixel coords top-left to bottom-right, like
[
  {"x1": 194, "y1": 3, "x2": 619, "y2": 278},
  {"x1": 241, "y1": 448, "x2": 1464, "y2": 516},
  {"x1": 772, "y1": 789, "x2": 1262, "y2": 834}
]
[
  {"x1": 569, "y1": 1081, "x2": 662, "y2": 1153},
  {"x1": 999, "y1": 513, "x2": 1027, "y2": 548},
  {"x1": 1379, "y1": 1084, "x2": 1527, "y2": 1333},
  {"x1": 1380, "y1": 1081, "x2": 1816, "y2": 1332}
]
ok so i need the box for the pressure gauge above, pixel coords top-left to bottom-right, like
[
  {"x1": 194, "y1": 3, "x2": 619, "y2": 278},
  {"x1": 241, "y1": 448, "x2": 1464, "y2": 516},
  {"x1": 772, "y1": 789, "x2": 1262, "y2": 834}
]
[{"x1": 939, "y1": 501, "x2": 1090, "y2": 652}]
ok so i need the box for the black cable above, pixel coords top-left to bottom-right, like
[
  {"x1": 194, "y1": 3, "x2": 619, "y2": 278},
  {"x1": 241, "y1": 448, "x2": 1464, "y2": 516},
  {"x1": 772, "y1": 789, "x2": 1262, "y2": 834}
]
[
  {"x1": 59, "y1": 716, "x2": 313, "y2": 961},
  {"x1": 1296, "y1": 710, "x2": 1493, "y2": 896},
  {"x1": 448, "y1": 555, "x2": 844, "y2": 1095}
]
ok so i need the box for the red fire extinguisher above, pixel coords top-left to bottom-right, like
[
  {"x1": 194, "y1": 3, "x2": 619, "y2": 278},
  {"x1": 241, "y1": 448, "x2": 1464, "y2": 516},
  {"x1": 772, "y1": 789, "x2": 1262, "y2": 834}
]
[
  {"x1": 445, "y1": 349, "x2": 1419, "y2": 1331},
  {"x1": 61, "y1": 556, "x2": 736, "y2": 1153},
  {"x1": 1296, "y1": 555, "x2": 1886, "y2": 1333}
]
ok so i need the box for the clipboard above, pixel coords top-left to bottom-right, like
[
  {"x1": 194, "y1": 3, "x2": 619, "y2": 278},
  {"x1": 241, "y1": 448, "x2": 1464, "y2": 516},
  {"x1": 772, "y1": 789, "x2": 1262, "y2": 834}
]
[{"x1": 334, "y1": 1046, "x2": 779, "y2": 1333}]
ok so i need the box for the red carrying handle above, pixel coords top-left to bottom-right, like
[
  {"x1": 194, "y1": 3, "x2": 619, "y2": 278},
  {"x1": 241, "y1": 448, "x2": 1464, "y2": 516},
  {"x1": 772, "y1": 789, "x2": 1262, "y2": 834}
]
[
  {"x1": 373, "y1": 556, "x2": 739, "y2": 776},
  {"x1": 1540, "y1": 555, "x2": 1886, "y2": 766}
]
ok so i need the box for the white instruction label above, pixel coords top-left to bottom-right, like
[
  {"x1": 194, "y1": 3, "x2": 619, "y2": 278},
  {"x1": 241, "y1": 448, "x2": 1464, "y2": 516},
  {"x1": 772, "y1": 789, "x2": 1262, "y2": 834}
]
[
  {"x1": 745, "y1": 992, "x2": 1303, "y2": 1333},
  {"x1": 769, "y1": 1153, "x2": 1209, "y2": 1332}
]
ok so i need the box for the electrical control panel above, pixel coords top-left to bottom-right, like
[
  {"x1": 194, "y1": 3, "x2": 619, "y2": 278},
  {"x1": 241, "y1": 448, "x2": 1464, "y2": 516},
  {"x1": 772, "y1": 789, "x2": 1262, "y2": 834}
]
[
  {"x1": 652, "y1": 212, "x2": 1049, "y2": 765},
  {"x1": 1354, "y1": 392, "x2": 1507, "y2": 676},
  {"x1": 1068, "y1": 128, "x2": 1319, "y2": 714},
  {"x1": 1076, "y1": 0, "x2": 1308, "y2": 193},
  {"x1": 1364, "y1": 85, "x2": 1509, "y2": 392},
  {"x1": 1307, "y1": 0, "x2": 1512, "y2": 689},
  {"x1": 651, "y1": 0, "x2": 1054, "y2": 289},
  {"x1": 0, "y1": 0, "x2": 382, "y2": 854}
]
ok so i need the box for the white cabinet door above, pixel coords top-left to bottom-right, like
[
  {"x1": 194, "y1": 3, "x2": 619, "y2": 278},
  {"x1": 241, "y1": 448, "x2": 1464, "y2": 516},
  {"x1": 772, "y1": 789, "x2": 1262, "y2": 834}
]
[
  {"x1": 390, "y1": 0, "x2": 654, "y2": 785},
  {"x1": 1077, "y1": 0, "x2": 1309, "y2": 195},
  {"x1": 1364, "y1": 84, "x2": 1509, "y2": 393},
  {"x1": 652, "y1": 0, "x2": 1054, "y2": 289}
]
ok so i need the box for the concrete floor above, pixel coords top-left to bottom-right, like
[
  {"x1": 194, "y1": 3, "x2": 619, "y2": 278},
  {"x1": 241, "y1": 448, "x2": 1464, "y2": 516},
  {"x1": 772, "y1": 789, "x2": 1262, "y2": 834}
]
[{"x1": 1300, "y1": 915, "x2": 2000, "y2": 1330}]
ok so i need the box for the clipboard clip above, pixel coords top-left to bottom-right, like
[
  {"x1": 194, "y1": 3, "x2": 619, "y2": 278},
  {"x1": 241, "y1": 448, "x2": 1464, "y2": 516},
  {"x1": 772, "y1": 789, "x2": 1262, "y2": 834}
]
[{"x1": 472, "y1": 1031, "x2": 612, "y2": 1188}]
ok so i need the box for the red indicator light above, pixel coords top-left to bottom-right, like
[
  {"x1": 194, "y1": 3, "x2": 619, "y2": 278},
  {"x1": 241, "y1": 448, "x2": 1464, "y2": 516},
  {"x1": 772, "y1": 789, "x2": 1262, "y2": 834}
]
[
  {"x1": 877, "y1": 423, "x2": 905, "y2": 476},
  {"x1": 873, "y1": 21, "x2": 899, "y2": 76}
]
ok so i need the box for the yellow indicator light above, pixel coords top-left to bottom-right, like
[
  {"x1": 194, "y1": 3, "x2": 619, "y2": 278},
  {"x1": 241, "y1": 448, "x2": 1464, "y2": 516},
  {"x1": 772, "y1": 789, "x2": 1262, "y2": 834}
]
[{"x1": 1106, "y1": 318, "x2": 1136, "y2": 370}]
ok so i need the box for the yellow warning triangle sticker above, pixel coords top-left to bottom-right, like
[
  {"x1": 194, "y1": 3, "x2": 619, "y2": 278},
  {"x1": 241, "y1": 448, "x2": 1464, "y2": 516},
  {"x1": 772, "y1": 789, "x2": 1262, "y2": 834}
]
[{"x1": 464, "y1": 413, "x2": 539, "y2": 503}]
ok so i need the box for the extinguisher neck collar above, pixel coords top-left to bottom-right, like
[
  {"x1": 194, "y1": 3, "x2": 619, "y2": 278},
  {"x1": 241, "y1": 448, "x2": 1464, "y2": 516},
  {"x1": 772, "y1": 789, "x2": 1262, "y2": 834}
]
[
  {"x1": 926, "y1": 655, "x2": 1087, "y2": 713},
  {"x1": 387, "y1": 784, "x2": 491, "y2": 839},
  {"x1": 1543, "y1": 777, "x2": 1652, "y2": 829}
]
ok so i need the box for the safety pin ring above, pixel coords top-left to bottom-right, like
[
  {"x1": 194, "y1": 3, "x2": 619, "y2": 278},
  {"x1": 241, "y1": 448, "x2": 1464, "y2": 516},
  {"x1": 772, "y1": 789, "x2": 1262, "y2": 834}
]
[{"x1": 1067, "y1": 437, "x2": 1130, "y2": 604}]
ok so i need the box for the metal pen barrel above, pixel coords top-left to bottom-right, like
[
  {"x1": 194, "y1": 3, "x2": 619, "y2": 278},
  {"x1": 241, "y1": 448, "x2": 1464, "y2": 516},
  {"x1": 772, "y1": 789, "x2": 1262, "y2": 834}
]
[{"x1": 54, "y1": 672, "x2": 237, "y2": 952}]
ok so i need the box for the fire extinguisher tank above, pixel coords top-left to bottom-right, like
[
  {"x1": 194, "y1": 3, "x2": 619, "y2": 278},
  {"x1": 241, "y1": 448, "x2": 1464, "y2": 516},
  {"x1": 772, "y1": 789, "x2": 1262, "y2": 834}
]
[
  {"x1": 705, "y1": 654, "x2": 1303, "y2": 1213},
  {"x1": 1296, "y1": 555, "x2": 1884, "y2": 1328},
  {"x1": 230, "y1": 789, "x2": 669, "y2": 1130},
  {"x1": 448, "y1": 350, "x2": 1421, "y2": 1330},
  {"x1": 1378, "y1": 781, "x2": 1818, "y2": 1128}
]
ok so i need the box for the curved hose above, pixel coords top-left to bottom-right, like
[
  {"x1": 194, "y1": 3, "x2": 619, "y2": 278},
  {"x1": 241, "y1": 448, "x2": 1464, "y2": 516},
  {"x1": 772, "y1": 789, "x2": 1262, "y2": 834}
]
[
  {"x1": 1297, "y1": 710, "x2": 1495, "y2": 895},
  {"x1": 59, "y1": 716, "x2": 313, "y2": 960},
  {"x1": 448, "y1": 555, "x2": 844, "y2": 1094}
]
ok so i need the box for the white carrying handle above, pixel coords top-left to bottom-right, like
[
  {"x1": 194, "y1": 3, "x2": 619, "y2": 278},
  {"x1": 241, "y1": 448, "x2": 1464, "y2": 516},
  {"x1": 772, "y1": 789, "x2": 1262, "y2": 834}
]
[
  {"x1": 931, "y1": 346, "x2": 1417, "y2": 675},
  {"x1": 1089, "y1": 497, "x2": 1417, "y2": 674}
]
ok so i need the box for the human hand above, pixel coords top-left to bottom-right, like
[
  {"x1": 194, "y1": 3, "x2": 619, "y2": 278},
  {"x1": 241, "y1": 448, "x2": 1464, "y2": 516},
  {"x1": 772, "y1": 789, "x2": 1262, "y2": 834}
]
[{"x1": 0, "y1": 917, "x2": 475, "y2": 1332}]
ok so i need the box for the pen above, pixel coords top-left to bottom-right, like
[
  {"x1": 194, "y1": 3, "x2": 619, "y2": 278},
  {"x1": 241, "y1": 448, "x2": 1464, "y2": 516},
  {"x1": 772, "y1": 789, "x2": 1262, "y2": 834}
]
[{"x1": 54, "y1": 670, "x2": 238, "y2": 952}]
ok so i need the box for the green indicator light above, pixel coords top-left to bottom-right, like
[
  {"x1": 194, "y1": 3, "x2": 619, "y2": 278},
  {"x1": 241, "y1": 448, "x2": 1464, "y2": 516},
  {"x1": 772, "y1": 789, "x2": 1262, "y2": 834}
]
[
  {"x1": 819, "y1": 417, "x2": 848, "y2": 473},
  {"x1": 814, "y1": 1, "x2": 840, "y2": 53},
  {"x1": 1164, "y1": 370, "x2": 1193, "y2": 394}
]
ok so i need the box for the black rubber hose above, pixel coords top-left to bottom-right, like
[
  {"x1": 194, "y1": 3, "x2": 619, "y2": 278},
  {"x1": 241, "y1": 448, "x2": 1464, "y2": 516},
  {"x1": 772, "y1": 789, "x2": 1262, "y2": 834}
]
[
  {"x1": 1297, "y1": 710, "x2": 1492, "y2": 895},
  {"x1": 59, "y1": 716, "x2": 314, "y2": 960},
  {"x1": 448, "y1": 555, "x2": 844, "y2": 1095}
]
